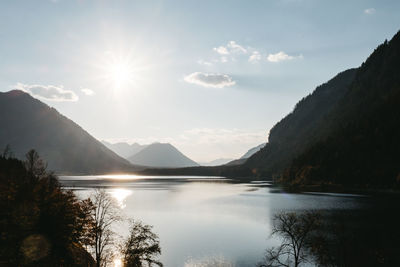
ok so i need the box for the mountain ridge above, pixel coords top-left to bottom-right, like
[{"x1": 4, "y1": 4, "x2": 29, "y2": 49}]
[
  {"x1": 128, "y1": 142, "x2": 199, "y2": 168},
  {"x1": 281, "y1": 31, "x2": 400, "y2": 187},
  {"x1": 102, "y1": 141, "x2": 147, "y2": 159},
  {"x1": 243, "y1": 68, "x2": 358, "y2": 177},
  {"x1": 0, "y1": 90, "x2": 136, "y2": 174}
]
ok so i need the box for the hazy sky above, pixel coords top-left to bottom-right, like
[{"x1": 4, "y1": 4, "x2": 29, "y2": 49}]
[{"x1": 1, "y1": 0, "x2": 399, "y2": 162}]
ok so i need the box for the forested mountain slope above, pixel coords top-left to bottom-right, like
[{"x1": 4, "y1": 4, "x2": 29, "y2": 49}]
[
  {"x1": 282, "y1": 31, "x2": 400, "y2": 188},
  {"x1": 244, "y1": 68, "x2": 357, "y2": 177}
]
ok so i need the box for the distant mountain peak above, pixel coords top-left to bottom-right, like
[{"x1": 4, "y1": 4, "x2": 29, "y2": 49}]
[
  {"x1": 127, "y1": 142, "x2": 198, "y2": 168},
  {"x1": 102, "y1": 141, "x2": 147, "y2": 159}
]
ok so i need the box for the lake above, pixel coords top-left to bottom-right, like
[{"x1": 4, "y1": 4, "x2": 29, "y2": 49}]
[{"x1": 59, "y1": 175, "x2": 369, "y2": 267}]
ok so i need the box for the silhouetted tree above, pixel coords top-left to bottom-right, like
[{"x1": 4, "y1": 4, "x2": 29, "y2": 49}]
[
  {"x1": 89, "y1": 189, "x2": 122, "y2": 267},
  {"x1": 0, "y1": 152, "x2": 96, "y2": 266},
  {"x1": 122, "y1": 220, "x2": 163, "y2": 267},
  {"x1": 24, "y1": 149, "x2": 47, "y2": 177},
  {"x1": 261, "y1": 211, "x2": 321, "y2": 267},
  {"x1": 1, "y1": 144, "x2": 13, "y2": 158}
]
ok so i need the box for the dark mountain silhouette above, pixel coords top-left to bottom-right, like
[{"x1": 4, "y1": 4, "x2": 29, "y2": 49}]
[
  {"x1": 225, "y1": 143, "x2": 266, "y2": 166},
  {"x1": 102, "y1": 141, "x2": 147, "y2": 159},
  {"x1": 242, "y1": 68, "x2": 357, "y2": 177},
  {"x1": 280, "y1": 31, "x2": 400, "y2": 188},
  {"x1": 240, "y1": 143, "x2": 266, "y2": 159},
  {"x1": 0, "y1": 90, "x2": 135, "y2": 174},
  {"x1": 127, "y1": 142, "x2": 199, "y2": 168}
]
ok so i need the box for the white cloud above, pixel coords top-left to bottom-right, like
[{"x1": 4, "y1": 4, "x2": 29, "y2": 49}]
[
  {"x1": 14, "y1": 83, "x2": 79, "y2": 102},
  {"x1": 213, "y1": 46, "x2": 229, "y2": 55},
  {"x1": 227, "y1": 41, "x2": 247, "y2": 54},
  {"x1": 213, "y1": 41, "x2": 247, "y2": 56},
  {"x1": 364, "y1": 8, "x2": 376, "y2": 14},
  {"x1": 208, "y1": 42, "x2": 303, "y2": 65},
  {"x1": 81, "y1": 88, "x2": 95, "y2": 96},
  {"x1": 177, "y1": 128, "x2": 267, "y2": 162},
  {"x1": 267, "y1": 51, "x2": 303, "y2": 62},
  {"x1": 184, "y1": 72, "x2": 236, "y2": 88},
  {"x1": 181, "y1": 128, "x2": 265, "y2": 144},
  {"x1": 267, "y1": 51, "x2": 293, "y2": 62},
  {"x1": 248, "y1": 51, "x2": 261, "y2": 63}
]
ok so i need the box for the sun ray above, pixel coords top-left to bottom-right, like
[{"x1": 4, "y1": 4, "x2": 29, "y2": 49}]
[{"x1": 91, "y1": 48, "x2": 152, "y2": 93}]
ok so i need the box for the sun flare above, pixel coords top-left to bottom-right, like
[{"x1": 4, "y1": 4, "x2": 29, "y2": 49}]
[
  {"x1": 91, "y1": 44, "x2": 156, "y2": 94},
  {"x1": 105, "y1": 60, "x2": 134, "y2": 89},
  {"x1": 95, "y1": 49, "x2": 146, "y2": 90}
]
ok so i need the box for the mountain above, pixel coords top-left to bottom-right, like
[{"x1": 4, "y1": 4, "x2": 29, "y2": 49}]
[
  {"x1": 199, "y1": 144, "x2": 265, "y2": 167},
  {"x1": 242, "y1": 68, "x2": 357, "y2": 177},
  {"x1": 102, "y1": 141, "x2": 147, "y2": 159},
  {"x1": 240, "y1": 143, "x2": 266, "y2": 159},
  {"x1": 280, "y1": 31, "x2": 400, "y2": 188},
  {"x1": 0, "y1": 90, "x2": 135, "y2": 174},
  {"x1": 225, "y1": 143, "x2": 267, "y2": 166},
  {"x1": 200, "y1": 158, "x2": 234, "y2": 166},
  {"x1": 127, "y1": 143, "x2": 199, "y2": 168}
]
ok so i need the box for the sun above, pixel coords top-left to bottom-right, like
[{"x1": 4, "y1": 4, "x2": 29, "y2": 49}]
[
  {"x1": 93, "y1": 47, "x2": 153, "y2": 93},
  {"x1": 107, "y1": 61, "x2": 133, "y2": 89},
  {"x1": 97, "y1": 50, "x2": 141, "y2": 90}
]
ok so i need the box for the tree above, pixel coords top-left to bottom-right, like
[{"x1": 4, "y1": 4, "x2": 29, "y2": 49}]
[
  {"x1": 261, "y1": 211, "x2": 321, "y2": 267},
  {"x1": 0, "y1": 152, "x2": 96, "y2": 266},
  {"x1": 89, "y1": 189, "x2": 122, "y2": 267},
  {"x1": 24, "y1": 149, "x2": 47, "y2": 177},
  {"x1": 122, "y1": 220, "x2": 163, "y2": 267},
  {"x1": 1, "y1": 144, "x2": 13, "y2": 158}
]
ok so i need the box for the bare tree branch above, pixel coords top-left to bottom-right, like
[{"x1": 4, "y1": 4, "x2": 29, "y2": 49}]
[{"x1": 261, "y1": 211, "x2": 321, "y2": 267}]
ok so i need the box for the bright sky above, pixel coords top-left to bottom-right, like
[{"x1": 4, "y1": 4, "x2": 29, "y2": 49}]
[{"x1": 1, "y1": 0, "x2": 399, "y2": 162}]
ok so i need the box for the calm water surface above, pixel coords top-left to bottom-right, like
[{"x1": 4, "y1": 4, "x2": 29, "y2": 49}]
[{"x1": 59, "y1": 175, "x2": 367, "y2": 267}]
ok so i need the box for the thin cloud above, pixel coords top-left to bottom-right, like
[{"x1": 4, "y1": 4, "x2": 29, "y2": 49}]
[
  {"x1": 364, "y1": 8, "x2": 376, "y2": 15},
  {"x1": 197, "y1": 59, "x2": 213, "y2": 66},
  {"x1": 184, "y1": 72, "x2": 236, "y2": 88},
  {"x1": 220, "y1": 56, "x2": 228, "y2": 63},
  {"x1": 178, "y1": 128, "x2": 267, "y2": 161},
  {"x1": 267, "y1": 51, "x2": 302, "y2": 62},
  {"x1": 14, "y1": 83, "x2": 79, "y2": 102},
  {"x1": 81, "y1": 88, "x2": 95, "y2": 96},
  {"x1": 249, "y1": 51, "x2": 261, "y2": 63},
  {"x1": 227, "y1": 41, "x2": 247, "y2": 54},
  {"x1": 213, "y1": 46, "x2": 229, "y2": 55},
  {"x1": 213, "y1": 41, "x2": 247, "y2": 56}
]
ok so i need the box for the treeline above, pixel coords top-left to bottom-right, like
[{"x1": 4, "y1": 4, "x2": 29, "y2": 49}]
[{"x1": 0, "y1": 149, "x2": 162, "y2": 266}]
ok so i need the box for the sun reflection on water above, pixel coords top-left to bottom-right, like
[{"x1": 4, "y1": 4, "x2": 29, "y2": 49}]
[{"x1": 109, "y1": 188, "x2": 132, "y2": 208}]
